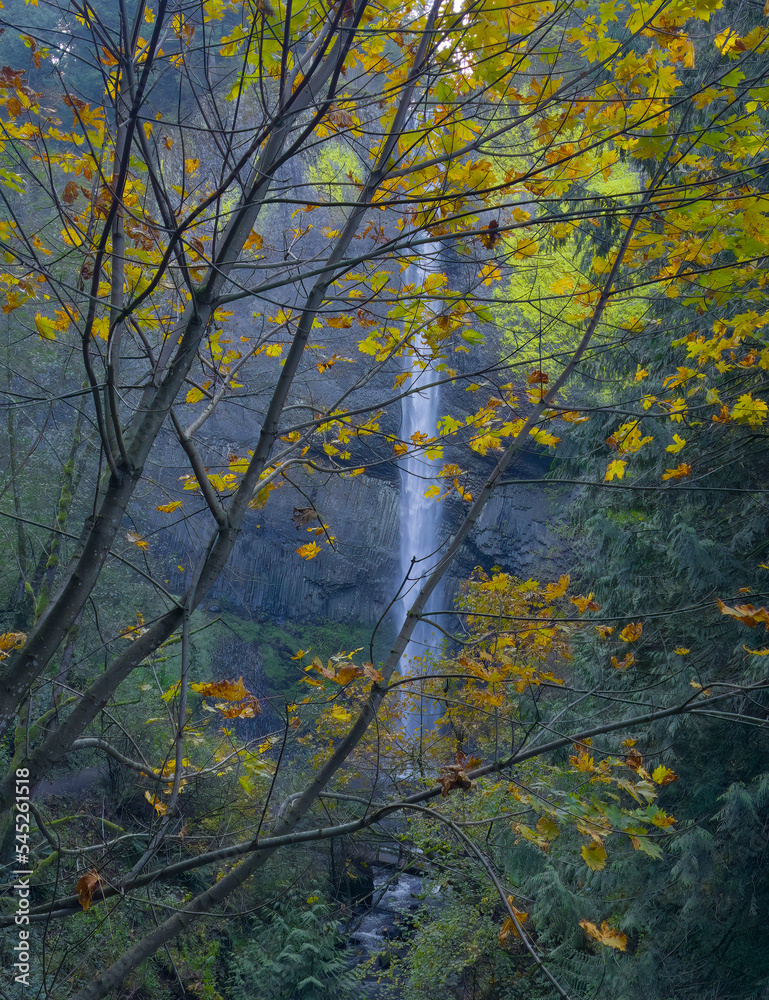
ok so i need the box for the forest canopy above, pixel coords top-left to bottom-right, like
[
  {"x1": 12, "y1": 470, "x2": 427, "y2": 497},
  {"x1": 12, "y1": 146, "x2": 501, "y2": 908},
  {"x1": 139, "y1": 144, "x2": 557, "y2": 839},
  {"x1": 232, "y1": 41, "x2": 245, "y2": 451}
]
[{"x1": 1, "y1": 0, "x2": 769, "y2": 998}]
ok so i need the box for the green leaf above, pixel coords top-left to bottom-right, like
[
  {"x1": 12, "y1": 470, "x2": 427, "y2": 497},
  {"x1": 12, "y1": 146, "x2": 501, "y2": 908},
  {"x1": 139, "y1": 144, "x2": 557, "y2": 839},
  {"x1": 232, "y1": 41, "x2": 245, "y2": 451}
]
[
  {"x1": 238, "y1": 774, "x2": 255, "y2": 796},
  {"x1": 631, "y1": 835, "x2": 663, "y2": 859}
]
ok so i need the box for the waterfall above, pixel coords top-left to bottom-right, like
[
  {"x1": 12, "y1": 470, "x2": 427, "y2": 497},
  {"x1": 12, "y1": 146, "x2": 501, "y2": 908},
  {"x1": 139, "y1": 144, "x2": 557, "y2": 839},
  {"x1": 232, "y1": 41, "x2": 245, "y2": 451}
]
[{"x1": 398, "y1": 256, "x2": 443, "y2": 734}]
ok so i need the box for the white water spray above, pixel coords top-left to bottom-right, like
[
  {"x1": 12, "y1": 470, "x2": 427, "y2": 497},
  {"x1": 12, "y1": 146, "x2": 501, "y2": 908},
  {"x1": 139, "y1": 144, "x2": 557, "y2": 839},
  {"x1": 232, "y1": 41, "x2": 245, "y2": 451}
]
[{"x1": 398, "y1": 256, "x2": 444, "y2": 734}]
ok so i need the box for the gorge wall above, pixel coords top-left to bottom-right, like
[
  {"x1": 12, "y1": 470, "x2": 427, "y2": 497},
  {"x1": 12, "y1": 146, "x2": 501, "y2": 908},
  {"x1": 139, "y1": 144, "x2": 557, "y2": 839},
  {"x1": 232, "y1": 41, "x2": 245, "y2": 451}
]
[
  {"x1": 138, "y1": 151, "x2": 569, "y2": 635},
  {"x1": 148, "y1": 434, "x2": 566, "y2": 630}
]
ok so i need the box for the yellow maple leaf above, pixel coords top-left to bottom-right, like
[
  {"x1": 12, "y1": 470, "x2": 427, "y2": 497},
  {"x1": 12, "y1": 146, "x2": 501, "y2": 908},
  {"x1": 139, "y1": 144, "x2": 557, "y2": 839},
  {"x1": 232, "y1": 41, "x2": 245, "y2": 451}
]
[
  {"x1": 334, "y1": 663, "x2": 365, "y2": 685},
  {"x1": 732, "y1": 393, "x2": 768, "y2": 427},
  {"x1": 156, "y1": 501, "x2": 182, "y2": 513},
  {"x1": 144, "y1": 791, "x2": 168, "y2": 815},
  {"x1": 470, "y1": 432, "x2": 503, "y2": 456},
  {"x1": 126, "y1": 531, "x2": 149, "y2": 550},
  {"x1": 543, "y1": 574, "x2": 570, "y2": 599},
  {"x1": 717, "y1": 598, "x2": 769, "y2": 627},
  {"x1": 580, "y1": 919, "x2": 626, "y2": 950},
  {"x1": 619, "y1": 622, "x2": 643, "y2": 642},
  {"x1": 191, "y1": 677, "x2": 250, "y2": 701},
  {"x1": 216, "y1": 696, "x2": 262, "y2": 718},
  {"x1": 662, "y1": 463, "x2": 691, "y2": 480},
  {"x1": 498, "y1": 898, "x2": 529, "y2": 945},
  {"x1": 185, "y1": 380, "x2": 211, "y2": 404},
  {"x1": 529, "y1": 427, "x2": 560, "y2": 448},
  {"x1": 514, "y1": 238, "x2": 538, "y2": 258},
  {"x1": 569, "y1": 749, "x2": 595, "y2": 772},
  {"x1": 652, "y1": 764, "x2": 678, "y2": 786},
  {"x1": 592, "y1": 255, "x2": 613, "y2": 275},
  {"x1": 665, "y1": 434, "x2": 686, "y2": 453},
  {"x1": 668, "y1": 398, "x2": 688, "y2": 423},
  {"x1": 605, "y1": 459, "x2": 626, "y2": 481},
  {"x1": 317, "y1": 354, "x2": 341, "y2": 373},
  {"x1": 478, "y1": 263, "x2": 501, "y2": 286},
  {"x1": 536, "y1": 815, "x2": 560, "y2": 841},
  {"x1": 34, "y1": 312, "x2": 57, "y2": 340},
  {"x1": 715, "y1": 28, "x2": 737, "y2": 54},
  {"x1": 296, "y1": 541, "x2": 322, "y2": 560},
  {"x1": 551, "y1": 273, "x2": 576, "y2": 295},
  {"x1": 571, "y1": 593, "x2": 601, "y2": 613},
  {"x1": 580, "y1": 840, "x2": 607, "y2": 871},
  {"x1": 0, "y1": 631, "x2": 25, "y2": 653},
  {"x1": 363, "y1": 662, "x2": 384, "y2": 682},
  {"x1": 607, "y1": 420, "x2": 652, "y2": 455}
]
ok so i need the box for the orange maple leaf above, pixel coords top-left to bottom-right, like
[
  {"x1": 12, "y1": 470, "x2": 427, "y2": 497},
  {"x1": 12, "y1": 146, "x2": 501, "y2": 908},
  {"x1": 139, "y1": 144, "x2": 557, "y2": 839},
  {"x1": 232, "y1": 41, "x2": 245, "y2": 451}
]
[
  {"x1": 76, "y1": 870, "x2": 101, "y2": 912},
  {"x1": 190, "y1": 677, "x2": 250, "y2": 701},
  {"x1": 580, "y1": 919, "x2": 627, "y2": 950}
]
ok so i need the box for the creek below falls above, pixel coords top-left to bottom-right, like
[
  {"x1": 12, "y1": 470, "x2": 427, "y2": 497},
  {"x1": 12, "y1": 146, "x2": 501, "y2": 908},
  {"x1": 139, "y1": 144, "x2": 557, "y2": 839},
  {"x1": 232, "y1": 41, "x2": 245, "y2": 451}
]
[{"x1": 345, "y1": 862, "x2": 434, "y2": 998}]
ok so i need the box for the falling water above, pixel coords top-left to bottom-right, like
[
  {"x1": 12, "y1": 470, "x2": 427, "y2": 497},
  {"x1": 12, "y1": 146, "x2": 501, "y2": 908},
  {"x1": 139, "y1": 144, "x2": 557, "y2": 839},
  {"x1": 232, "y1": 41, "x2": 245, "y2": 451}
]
[{"x1": 398, "y1": 257, "x2": 443, "y2": 734}]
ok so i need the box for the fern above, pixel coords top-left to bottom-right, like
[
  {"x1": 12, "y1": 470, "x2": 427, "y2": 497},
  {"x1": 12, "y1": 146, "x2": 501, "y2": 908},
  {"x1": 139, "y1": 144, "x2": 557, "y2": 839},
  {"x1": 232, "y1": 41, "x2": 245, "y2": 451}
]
[{"x1": 225, "y1": 893, "x2": 355, "y2": 1000}]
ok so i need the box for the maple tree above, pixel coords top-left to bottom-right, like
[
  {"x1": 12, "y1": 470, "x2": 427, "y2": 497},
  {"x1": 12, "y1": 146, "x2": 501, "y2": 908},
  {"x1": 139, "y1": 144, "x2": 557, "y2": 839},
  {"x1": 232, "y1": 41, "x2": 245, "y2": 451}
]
[{"x1": 1, "y1": 0, "x2": 769, "y2": 996}]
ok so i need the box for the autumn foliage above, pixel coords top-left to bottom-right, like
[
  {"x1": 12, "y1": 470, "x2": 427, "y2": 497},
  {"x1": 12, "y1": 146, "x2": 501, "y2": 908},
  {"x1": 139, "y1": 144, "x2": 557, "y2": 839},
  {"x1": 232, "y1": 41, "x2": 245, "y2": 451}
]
[{"x1": 1, "y1": 0, "x2": 769, "y2": 997}]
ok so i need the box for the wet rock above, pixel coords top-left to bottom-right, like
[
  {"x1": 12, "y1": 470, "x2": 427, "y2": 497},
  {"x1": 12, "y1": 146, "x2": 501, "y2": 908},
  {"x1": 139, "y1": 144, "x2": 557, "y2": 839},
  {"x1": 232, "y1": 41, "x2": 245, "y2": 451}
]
[
  {"x1": 147, "y1": 447, "x2": 564, "y2": 628},
  {"x1": 142, "y1": 310, "x2": 568, "y2": 628}
]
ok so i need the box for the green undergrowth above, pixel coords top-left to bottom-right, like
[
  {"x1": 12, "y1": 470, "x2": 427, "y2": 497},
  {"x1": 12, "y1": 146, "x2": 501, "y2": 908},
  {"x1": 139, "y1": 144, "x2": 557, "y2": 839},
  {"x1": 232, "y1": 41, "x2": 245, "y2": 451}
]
[{"x1": 178, "y1": 610, "x2": 387, "y2": 704}]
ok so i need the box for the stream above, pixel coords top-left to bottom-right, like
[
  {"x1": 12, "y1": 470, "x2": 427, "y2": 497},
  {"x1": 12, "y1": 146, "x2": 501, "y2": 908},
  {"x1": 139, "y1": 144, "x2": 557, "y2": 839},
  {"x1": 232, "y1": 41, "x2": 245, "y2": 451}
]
[{"x1": 347, "y1": 864, "x2": 431, "y2": 997}]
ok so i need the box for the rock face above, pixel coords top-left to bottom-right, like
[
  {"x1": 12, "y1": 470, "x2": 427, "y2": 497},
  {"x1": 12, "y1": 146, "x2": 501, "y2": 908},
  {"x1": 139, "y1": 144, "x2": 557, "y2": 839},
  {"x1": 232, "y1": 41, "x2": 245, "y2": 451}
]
[
  {"x1": 149, "y1": 438, "x2": 564, "y2": 629},
  {"x1": 143, "y1": 235, "x2": 567, "y2": 630},
  {"x1": 443, "y1": 451, "x2": 565, "y2": 589},
  {"x1": 209, "y1": 469, "x2": 403, "y2": 625}
]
